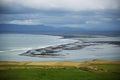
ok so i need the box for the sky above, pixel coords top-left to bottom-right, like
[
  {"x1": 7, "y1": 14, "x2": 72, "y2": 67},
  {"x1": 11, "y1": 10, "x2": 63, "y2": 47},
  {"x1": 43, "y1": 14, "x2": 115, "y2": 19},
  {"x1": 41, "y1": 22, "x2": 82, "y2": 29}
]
[{"x1": 0, "y1": 0, "x2": 120, "y2": 31}]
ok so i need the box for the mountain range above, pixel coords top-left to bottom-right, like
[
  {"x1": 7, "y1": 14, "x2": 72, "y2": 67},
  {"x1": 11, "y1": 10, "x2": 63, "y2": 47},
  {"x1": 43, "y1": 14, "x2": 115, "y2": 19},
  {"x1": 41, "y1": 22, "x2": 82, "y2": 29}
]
[{"x1": 0, "y1": 24, "x2": 119, "y2": 35}]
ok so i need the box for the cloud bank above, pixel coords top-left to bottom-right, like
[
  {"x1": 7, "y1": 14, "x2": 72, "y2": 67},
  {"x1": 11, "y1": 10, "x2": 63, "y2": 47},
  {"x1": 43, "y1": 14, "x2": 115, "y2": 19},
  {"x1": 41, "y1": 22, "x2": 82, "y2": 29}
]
[
  {"x1": 1, "y1": 0, "x2": 120, "y2": 11},
  {"x1": 0, "y1": 0, "x2": 120, "y2": 31},
  {"x1": 7, "y1": 20, "x2": 42, "y2": 25}
]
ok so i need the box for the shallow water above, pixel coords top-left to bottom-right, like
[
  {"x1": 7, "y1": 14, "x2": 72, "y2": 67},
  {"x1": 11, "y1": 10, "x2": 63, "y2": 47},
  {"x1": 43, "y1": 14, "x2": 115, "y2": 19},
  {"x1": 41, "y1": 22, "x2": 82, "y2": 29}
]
[{"x1": 0, "y1": 34, "x2": 120, "y2": 62}]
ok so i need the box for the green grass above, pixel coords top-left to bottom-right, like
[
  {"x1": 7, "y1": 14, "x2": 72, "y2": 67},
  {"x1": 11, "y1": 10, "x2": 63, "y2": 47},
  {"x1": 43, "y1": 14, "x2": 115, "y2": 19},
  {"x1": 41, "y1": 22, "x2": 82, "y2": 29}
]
[
  {"x1": 91, "y1": 64, "x2": 120, "y2": 72},
  {"x1": 0, "y1": 68, "x2": 120, "y2": 80},
  {"x1": 0, "y1": 63, "x2": 120, "y2": 80}
]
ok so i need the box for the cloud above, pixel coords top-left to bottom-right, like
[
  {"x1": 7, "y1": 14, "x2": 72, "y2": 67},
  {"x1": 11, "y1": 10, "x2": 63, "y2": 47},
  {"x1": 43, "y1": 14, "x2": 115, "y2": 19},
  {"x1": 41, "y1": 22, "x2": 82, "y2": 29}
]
[
  {"x1": 100, "y1": 18, "x2": 112, "y2": 21},
  {"x1": 117, "y1": 18, "x2": 120, "y2": 21},
  {"x1": 0, "y1": 12, "x2": 119, "y2": 27},
  {"x1": 4, "y1": 20, "x2": 42, "y2": 25},
  {"x1": 85, "y1": 21, "x2": 101, "y2": 24},
  {"x1": 1, "y1": 0, "x2": 120, "y2": 11}
]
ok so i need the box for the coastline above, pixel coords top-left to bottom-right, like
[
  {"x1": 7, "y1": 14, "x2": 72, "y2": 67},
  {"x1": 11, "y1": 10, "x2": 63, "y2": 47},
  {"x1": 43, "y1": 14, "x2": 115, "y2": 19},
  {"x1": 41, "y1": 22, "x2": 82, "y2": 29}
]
[{"x1": 0, "y1": 33, "x2": 120, "y2": 62}]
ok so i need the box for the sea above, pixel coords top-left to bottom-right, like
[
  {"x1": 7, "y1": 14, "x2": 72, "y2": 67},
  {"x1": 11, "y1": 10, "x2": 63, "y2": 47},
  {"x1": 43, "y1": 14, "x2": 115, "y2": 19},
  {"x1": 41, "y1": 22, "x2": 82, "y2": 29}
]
[{"x1": 0, "y1": 33, "x2": 120, "y2": 62}]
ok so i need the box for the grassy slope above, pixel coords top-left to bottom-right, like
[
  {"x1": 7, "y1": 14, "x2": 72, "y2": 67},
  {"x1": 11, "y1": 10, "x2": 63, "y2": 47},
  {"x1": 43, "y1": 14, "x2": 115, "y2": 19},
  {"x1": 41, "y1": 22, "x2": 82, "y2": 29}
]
[
  {"x1": 0, "y1": 60, "x2": 120, "y2": 80},
  {"x1": 0, "y1": 68, "x2": 120, "y2": 80}
]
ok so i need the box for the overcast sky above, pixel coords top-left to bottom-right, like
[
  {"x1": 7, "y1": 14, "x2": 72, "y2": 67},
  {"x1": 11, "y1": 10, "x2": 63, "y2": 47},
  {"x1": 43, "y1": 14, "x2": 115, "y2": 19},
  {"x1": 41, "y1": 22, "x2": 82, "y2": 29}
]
[
  {"x1": 0, "y1": 0, "x2": 120, "y2": 31},
  {"x1": 1, "y1": 0, "x2": 120, "y2": 10}
]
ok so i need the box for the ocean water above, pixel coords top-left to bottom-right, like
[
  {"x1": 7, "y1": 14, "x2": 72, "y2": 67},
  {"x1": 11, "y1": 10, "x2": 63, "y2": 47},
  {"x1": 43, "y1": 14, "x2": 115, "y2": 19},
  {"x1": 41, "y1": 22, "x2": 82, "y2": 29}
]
[
  {"x1": 0, "y1": 33, "x2": 120, "y2": 62},
  {"x1": 0, "y1": 34, "x2": 76, "y2": 52}
]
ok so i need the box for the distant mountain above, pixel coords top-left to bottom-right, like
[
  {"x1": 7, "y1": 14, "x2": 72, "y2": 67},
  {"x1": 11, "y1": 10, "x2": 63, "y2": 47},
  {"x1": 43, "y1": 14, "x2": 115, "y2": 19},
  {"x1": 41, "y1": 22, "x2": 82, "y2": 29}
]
[
  {"x1": 0, "y1": 24, "x2": 119, "y2": 35},
  {"x1": 0, "y1": 24, "x2": 86, "y2": 34}
]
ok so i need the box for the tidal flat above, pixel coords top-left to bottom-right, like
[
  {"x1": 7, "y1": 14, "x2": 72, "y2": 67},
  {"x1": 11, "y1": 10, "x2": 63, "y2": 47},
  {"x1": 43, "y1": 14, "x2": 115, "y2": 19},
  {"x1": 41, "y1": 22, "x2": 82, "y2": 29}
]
[{"x1": 0, "y1": 34, "x2": 120, "y2": 62}]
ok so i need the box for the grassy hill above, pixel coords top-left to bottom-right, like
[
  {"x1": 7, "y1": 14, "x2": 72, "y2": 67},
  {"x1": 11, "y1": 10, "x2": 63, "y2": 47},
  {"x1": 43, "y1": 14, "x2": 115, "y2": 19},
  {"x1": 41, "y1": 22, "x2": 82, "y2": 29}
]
[{"x1": 0, "y1": 60, "x2": 120, "y2": 80}]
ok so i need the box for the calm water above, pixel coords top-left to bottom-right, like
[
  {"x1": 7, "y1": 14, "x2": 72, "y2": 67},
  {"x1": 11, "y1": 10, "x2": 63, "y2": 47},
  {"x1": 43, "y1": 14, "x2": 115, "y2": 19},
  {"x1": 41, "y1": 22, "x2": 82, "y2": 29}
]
[
  {"x1": 0, "y1": 34, "x2": 76, "y2": 52},
  {"x1": 0, "y1": 34, "x2": 120, "y2": 62}
]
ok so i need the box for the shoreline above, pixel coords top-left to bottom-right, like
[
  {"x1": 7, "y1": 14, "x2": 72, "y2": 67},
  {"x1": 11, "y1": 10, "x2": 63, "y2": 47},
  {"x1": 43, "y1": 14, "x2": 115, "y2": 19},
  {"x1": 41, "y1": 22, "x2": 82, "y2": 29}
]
[{"x1": 0, "y1": 33, "x2": 120, "y2": 62}]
